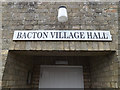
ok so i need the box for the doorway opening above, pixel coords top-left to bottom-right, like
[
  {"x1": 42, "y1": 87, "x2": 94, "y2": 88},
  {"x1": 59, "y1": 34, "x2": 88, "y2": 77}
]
[
  {"x1": 39, "y1": 65, "x2": 84, "y2": 88},
  {"x1": 2, "y1": 51, "x2": 118, "y2": 88}
]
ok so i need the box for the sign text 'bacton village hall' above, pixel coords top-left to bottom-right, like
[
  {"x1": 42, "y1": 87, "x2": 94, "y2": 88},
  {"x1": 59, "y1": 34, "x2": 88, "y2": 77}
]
[{"x1": 13, "y1": 30, "x2": 112, "y2": 41}]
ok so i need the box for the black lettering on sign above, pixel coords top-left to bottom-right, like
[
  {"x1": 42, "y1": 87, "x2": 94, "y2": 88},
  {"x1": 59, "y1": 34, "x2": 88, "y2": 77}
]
[
  {"x1": 17, "y1": 32, "x2": 22, "y2": 39},
  {"x1": 59, "y1": 32, "x2": 62, "y2": 38},
  {"x1": 43, "y1": 32, "x2": 48, "y2": 38},
  {"x1": 87, "y1": 32, "x2": 92, "y2": 39},
  {"x1": 23, "y1": 32, "x2": 27, "y2": 39},
  {"x1": 64, "y1": 32, "x2": 67, "y2": 38},
  {"x1": 74, "y1": 32, "x2": 79, "y2": 39},
  {"x1": 80, "y1": 32, "x2": 85, "y2": 39},
  {"x1": 103, "y1": 32, "x2": 108, "y2": 39},
  {"x1": 68, "y1": 32, "x2": 74, "y2": 38},
  {"x1": 51, "y1": 32, "x2": 56, "y2": 38},
  {"x1": 56, "y1": 32, "x2": 58, "y2": 38},
  {"x1": 14, "y1": 31, "x2": 111, "y2": 41},
  {"x1": 37, "y1": 32, "x2": 42, "y2": 38},
  {"x1": 98, "y1": 32, "x2": 103, "y2": 39},
  {"x1": 32, "y1": 32, "x2": 37, "y2": 38},
  {"x1": 61, "y1": 32, "x2": 64, "y2": 39},
  {"x1": 27, "y1": 32, "x2": 32, "y2": 39},
  {"x1": 93, "y1": 32, "x2": 98, "y2": 39}
]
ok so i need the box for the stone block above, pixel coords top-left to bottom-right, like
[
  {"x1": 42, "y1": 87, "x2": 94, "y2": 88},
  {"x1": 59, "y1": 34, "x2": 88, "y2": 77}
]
[
  {"x1": 92, "y1": 42, "x2": 98, "y2": 50},
  {"x1": 87, "y1": 42, "x2": 93, "y2": 51},
  {"x1": 80, "y1": 42, "x2": 88, "y2": 50},
  {"x1": 36, "y1": 41, "x2": 42, "y2": 50},
  {"x1": 33, "y1": 25, "x2": 39, "y2": 30},
  {"x1": 72, "y1": 25, "x2": 80, "y2": 29},
  {"x1": 24, "y1": 25, "x2": 34, "y2": 30},
  {"x1": 9, "y1": 42, "x2": 15, "y2": 50},
  {"x1": 30, "y1": 41, "x2": 37, "y2": 50},
  {"x1": 25, "y1": 42, "x2": 31, "y2": 50},
  {"x1": 104, "y1": 42, "x2": 110, "y2": 50},
  {"x1": 52, "y1": 42, "x2": 63, "y2": 50},
  {"x1": 1, "y1": 50, "x2": 8, "y2": 55},
  {"x1": 63, "y1": 42, "x2": 69, "y2": 51},
  {"x1": 69, "y1": 41, "x2": 75, "y2": 50}
]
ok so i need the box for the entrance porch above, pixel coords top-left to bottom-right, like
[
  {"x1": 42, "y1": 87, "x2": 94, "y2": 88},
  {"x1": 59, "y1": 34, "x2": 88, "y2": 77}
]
[{"x1": 2, "y1": 50, "x2": 118, "y2": 89}]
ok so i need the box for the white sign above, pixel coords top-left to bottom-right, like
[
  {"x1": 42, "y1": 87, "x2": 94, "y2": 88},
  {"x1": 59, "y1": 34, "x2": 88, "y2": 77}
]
[{"x1": 13, "y1": 30, "x2": 112, "y2": 41}]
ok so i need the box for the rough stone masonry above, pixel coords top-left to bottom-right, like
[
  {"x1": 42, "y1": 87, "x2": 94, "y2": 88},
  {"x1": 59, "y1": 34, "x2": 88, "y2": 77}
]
[{"x1": 0, "y1": 0, "x2": 120, "y2": 89}]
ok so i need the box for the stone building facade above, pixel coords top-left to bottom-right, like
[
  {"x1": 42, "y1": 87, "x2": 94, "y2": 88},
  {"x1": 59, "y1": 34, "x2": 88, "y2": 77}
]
[{"x1": 0, "y1": 0, "x2": 120, "y2": 89}]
